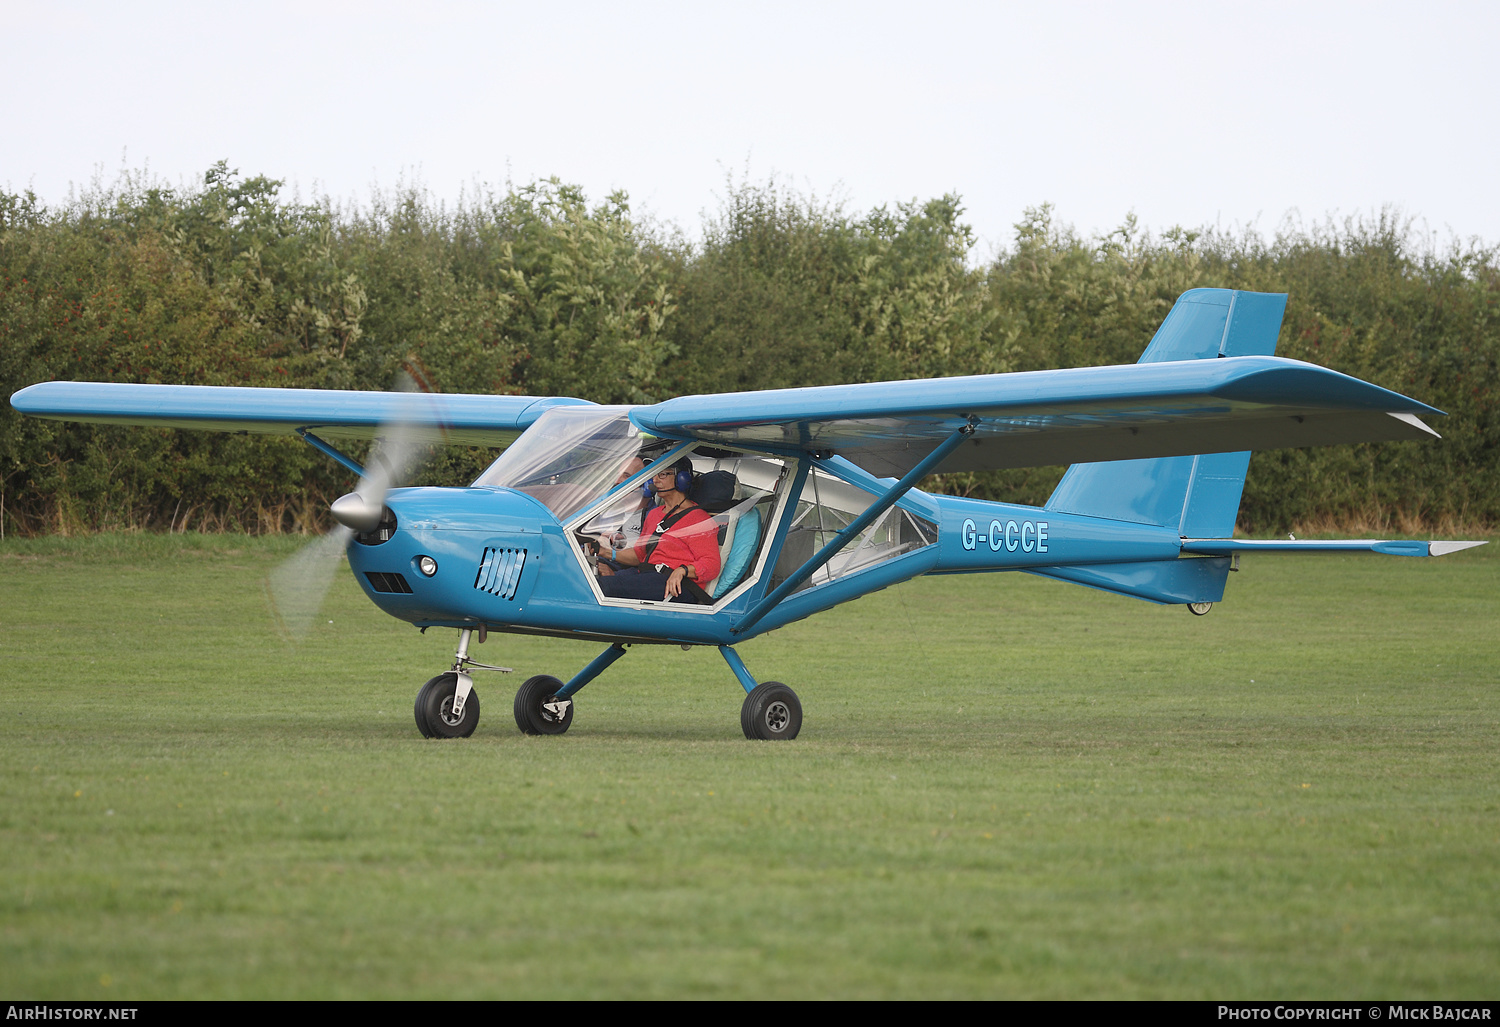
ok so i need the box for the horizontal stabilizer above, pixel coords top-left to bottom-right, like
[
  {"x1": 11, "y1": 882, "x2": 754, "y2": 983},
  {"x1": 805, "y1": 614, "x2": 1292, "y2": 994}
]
[
  {"x1": 1180, "y1": 538, "x2": 1488, "y2": 558},
  {"x1": 1027, "y1": 557, "x2": 1231, "y2": 605}
]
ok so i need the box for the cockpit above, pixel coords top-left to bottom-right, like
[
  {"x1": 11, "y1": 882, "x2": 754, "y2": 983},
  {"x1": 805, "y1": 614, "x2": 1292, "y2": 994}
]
[{"x1": 473, "y1": 406, "x2": 937, "y2": 610}]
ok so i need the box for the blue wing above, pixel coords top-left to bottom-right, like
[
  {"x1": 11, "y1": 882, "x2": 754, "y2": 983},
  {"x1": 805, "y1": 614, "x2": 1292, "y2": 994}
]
[
  {"x1": 9, "y1": 381, "x2": 594, "y2": 447},
  {"x1": 632, "y1": 355, "x2": 1443, "y2": 478}
]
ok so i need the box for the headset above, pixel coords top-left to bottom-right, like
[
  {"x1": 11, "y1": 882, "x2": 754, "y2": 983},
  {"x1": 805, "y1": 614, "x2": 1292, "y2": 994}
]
[{"x1": 642, "y1": 459, "x2": 695, "y2": 497}]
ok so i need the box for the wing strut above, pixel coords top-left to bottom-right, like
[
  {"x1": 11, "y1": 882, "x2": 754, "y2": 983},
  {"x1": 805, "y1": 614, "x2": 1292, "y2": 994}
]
[
  {"x1": 296, "y1": 428, "x2": 366, "y2": 477},
  {"x1": 732, "y1": 421, "x2": 976, "y2": 636}
]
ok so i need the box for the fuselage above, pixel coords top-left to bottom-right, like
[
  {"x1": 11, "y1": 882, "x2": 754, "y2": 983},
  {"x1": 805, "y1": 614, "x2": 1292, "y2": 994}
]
[{"x1": 346, "y1": 463, "x2": 1187, "y2": 647}]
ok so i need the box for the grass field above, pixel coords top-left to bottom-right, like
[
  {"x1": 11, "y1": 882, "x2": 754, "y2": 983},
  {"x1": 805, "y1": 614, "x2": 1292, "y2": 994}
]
[{"x1": 1, "y1": 533, "x2": 1496, "y2": 999}]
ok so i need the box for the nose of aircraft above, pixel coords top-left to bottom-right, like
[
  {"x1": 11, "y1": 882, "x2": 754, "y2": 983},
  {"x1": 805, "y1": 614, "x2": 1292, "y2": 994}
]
[{"x1": 330, "y1": 491, "x2": 385, "y2": 532}]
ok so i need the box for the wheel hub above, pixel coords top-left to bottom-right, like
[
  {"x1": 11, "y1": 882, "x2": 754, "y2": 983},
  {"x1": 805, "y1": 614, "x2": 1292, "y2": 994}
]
[
  {"x1": 764, "y1": 700, "x2": 790, "y2": 733},
  {"x1": 438, "y1": 696, "x2": 464, "y2": 727}
]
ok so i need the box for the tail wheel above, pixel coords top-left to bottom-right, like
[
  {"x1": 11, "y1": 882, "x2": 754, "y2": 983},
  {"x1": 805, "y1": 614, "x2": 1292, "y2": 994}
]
[
  {"x1": 1187, "y1": 602, "x2": 1214, "y2": 616},
  {"x1": 741, "y1": 681, "x2": 802, "y2": 740},
  {"x1": 514, "y1": 675, "x2": 573, "y2": 736},
  {"x1": 415, "y1": 672, "x2": 479, "y2": 738}
]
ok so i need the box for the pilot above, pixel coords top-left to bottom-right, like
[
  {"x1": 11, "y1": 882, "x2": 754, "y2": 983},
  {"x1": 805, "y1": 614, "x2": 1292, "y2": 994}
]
[
  {"x1": 596, "y1": 454, "x2": 651, "y2": 579},
  {"x1": 597, "y1": 457, "x2": 721, "y2": 602}
]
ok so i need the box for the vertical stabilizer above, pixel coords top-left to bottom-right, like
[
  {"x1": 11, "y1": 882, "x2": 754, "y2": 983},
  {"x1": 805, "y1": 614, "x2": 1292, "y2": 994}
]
[
  {"x1": 1045, "y1": 288, "x2": 1287, "y2": 538},
  {"x1": 1033, "y1": 289, "x2": 1285, "y2": 604},
  {"x1": 1136, "y1": 287, "x2": 1287, "y2": 363}
]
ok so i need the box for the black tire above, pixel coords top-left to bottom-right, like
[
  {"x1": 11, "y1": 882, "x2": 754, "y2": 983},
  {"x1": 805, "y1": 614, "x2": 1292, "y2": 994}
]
[
  {"x1": 514, "y1": 675, "x2": 573, "y2": 736},
  {"x1": 740, "y1": 681, "x2": 802, "y2": 740},
  {"x1": 1187, "y1": 601, "x2": 1214, "y2": 616},
  {"x1": 413, "y1": 675, "x2": 440, "y2": 738},
  {"x1": 416, "y1": 672, "x2": 480, "y2": 739}
]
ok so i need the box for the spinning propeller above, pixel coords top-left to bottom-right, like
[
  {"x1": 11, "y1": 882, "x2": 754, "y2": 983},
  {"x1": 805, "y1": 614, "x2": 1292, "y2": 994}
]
[{"x1": 268, "y1": 373, "x2": 429, "y2": 639}]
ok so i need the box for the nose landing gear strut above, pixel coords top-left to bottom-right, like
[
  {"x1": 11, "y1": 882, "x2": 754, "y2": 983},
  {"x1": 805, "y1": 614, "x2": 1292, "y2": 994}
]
[{"x1": 413, "y1": 627, "x2": 513, "y2": 738}]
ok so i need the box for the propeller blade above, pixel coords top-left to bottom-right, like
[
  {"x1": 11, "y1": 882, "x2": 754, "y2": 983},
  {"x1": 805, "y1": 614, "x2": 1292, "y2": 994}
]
[
  {"x1": 267, "y1": 525, "x2": 354, "y2": 640},
  {"x1": 273, "y1": 371, "x2": 434, "y2": 636},
  {"x1": 330, "y1": 371, "x2": 430, "y2": 531}
]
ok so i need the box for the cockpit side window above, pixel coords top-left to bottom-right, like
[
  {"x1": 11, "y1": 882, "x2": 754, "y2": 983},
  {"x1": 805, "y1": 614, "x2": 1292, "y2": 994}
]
[{"x1": 769, "y1": 467, "x2": 938, "y2": 594}]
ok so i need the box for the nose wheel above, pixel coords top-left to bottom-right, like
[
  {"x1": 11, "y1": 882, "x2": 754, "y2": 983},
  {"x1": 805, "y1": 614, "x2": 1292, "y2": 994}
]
[{"x1": 414, "y1": 673, "x2": 480, "y2": 738}]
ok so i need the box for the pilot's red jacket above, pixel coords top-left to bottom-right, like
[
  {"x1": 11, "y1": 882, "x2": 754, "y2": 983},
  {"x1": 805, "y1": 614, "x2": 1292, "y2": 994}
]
[{"x1": 633, "y1": 505, "x2": 722, "y2": 585}]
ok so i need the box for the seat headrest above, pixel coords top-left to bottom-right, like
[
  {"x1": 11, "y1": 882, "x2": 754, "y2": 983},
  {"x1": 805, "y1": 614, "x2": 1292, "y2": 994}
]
[{"x1": 691, "y1": 470, "x2": 739, "y2": 513}]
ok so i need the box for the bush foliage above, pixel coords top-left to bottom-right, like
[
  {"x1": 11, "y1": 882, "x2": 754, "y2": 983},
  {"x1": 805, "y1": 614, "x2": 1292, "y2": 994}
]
[{"x1": 3, "y1": 165, "x2": 1496, "y2": 536}]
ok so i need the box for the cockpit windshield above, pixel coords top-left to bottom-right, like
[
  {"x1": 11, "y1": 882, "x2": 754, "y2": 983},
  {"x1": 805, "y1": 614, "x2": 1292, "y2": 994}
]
[{"x1": 471, "y1": 406, "x2": 665, "y2": 522}]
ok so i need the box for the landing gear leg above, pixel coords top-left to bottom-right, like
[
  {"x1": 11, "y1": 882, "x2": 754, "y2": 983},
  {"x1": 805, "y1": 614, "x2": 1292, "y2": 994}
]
[
  {"x1": 720, "y1": 645, "x2": 801, "y2": 741},
  {"x1": 513, "y1": 643, "x2": 628, "y2": 736}
]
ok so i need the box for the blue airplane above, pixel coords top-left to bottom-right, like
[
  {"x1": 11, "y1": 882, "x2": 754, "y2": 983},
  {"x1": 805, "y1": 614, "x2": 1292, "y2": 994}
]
[{"x1": 10, "y1": 288, "x2": 1484, "y2": 741}]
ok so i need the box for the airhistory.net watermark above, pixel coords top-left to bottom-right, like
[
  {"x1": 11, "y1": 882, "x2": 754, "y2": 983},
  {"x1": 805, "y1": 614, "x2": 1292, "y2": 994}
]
[{"x1": 5, "y1": 1009, "x2": 137, "y2": 1021}]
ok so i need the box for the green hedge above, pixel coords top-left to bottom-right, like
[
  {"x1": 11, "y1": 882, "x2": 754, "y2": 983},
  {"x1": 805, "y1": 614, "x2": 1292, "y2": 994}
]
[{"x1": 3, "y1": 167, "x2": 1495, "y2": 536}]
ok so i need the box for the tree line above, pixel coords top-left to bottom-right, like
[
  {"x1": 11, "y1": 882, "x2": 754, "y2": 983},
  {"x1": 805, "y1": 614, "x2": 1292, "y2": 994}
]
[{"x1": 2, "y1": 163, "x2": 1496, "y2": 537}]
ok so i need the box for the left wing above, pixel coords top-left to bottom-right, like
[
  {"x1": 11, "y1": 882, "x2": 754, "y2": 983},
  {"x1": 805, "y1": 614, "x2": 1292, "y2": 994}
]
[
  {"x1": 9, "y1": 381, "x2": 593, "y2": 447},
  {"x1": 632, "y1": 356, "x2": 1443, "y2": 478}
]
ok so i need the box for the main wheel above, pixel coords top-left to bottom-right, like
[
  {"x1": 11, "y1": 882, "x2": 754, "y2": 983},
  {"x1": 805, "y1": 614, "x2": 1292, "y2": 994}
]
[
  {"x1": 514, "y1": 674, "x2": 574, "y2": 736},
  {"x1": 741, "y1": 681, "x2": 802, "y2": 740},
  {"x1": 415, "y1": 672, "x2": 480, "y2": 739}
]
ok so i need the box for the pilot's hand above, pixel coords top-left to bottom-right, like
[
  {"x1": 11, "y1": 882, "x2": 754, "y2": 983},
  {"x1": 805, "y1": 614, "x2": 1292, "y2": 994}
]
[{"x1": 666, "y1": 565, "x2": 687, "y2": 597}]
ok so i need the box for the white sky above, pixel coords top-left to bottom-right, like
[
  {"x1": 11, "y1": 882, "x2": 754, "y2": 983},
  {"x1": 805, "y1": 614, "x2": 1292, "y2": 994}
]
[{"x1": 5, "y1": 0, "x2": 1497, "y2": 254}]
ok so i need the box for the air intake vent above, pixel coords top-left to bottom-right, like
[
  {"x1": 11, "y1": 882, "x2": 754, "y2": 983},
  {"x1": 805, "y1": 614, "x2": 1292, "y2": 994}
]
[
  {"x1": 353, "y1": 506, "x2": 397, "y2": 546},
  {"x1": 474, "y1": 547, "x2": 527, "y2": 600},
  {"x1": 365, "y1": 572, "x2": 413, "y2": 594}
]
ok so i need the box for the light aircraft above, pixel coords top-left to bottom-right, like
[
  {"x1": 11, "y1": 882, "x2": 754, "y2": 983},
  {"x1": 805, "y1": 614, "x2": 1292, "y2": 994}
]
[{"x1": 10, "y1": 288, "x2": 1484, "y2": 740}]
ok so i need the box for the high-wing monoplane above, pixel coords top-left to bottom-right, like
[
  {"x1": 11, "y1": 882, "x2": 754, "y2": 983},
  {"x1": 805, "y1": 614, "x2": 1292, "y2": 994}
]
[{"x1": 11, "y1": 288, "x2": 1485, "y2": 740}]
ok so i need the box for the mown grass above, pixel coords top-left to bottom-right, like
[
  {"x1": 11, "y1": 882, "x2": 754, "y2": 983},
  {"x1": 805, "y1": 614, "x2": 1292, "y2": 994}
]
[{"x1": 1, "y1": 533, "x2": 1496, "y2": 998}]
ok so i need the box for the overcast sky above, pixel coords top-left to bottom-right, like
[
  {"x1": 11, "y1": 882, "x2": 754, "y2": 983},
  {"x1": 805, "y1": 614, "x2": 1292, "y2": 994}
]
[{"x1": 5, "y1": 0, "x2": 1496, "y2": 253}]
